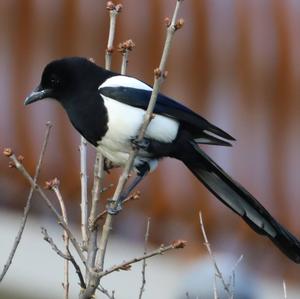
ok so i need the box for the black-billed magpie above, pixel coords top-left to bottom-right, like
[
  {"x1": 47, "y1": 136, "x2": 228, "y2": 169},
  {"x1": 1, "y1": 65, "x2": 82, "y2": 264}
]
[{"x1": 25, "y1": 57, "x2": 300, "y2": 263}]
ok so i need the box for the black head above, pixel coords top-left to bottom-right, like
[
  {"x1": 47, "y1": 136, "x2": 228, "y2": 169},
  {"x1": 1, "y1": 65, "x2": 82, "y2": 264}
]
[{"x1": 24, "y1": 57, "x2": 110, "y2": 106}]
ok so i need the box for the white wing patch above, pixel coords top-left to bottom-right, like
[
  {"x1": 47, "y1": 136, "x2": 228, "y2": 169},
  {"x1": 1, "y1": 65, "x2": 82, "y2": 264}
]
[
  {"x1": 99, "y1": 75, "x2": 152, "y2": 91},
  {"x1": 97, "y1": 95, "x2": 179, "y2": 167}
]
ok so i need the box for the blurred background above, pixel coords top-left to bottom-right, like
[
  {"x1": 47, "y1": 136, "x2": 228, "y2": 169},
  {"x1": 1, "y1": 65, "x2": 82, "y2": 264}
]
[{"x1": 1, "y1": 0, "x2": 300, "y2": 298}]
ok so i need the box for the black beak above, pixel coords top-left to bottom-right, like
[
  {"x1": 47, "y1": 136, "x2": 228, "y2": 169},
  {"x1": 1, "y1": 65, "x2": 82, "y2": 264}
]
[{"x1": 24, "y1": 85, "x2": 52, "y2": 105}]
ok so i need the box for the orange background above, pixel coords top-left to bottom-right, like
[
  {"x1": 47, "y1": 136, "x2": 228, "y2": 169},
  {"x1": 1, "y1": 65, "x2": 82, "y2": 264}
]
[{"x1": 1, "y1": 0, "x2": 300, "y2": 280}]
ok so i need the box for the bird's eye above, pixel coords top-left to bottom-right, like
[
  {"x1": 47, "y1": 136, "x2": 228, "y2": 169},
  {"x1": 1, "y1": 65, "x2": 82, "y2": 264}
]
[{"x1": 50, "y1": 75, "x2": 60, "y2": 87}]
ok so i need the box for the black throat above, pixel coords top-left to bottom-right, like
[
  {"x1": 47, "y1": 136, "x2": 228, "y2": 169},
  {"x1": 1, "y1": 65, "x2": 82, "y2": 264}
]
[
  {"x1": 59, "y1": 65, "x2": 114, "y2": 146},
  {"x1": 62, "y1": 91, "x2": 108, "y2": 146}
]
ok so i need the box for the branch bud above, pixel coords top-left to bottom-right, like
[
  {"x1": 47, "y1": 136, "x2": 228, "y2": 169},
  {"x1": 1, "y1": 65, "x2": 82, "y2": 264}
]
[
  {"x1": 17, "y1": 155, "x2": 24, "y2": 163},
  {"x1": 8, "y1": 161, "x2": 16, "y2": 168},
  {"x1": 118, "y1": 39, "x2": 136, "y2": 53},
  {"x1": 154, "y1": 68, "x2": 162, "y2": 79},
  {"x1": 46, "y1": 121, "x2": 52, "y2": 128},
  {"x1": 175, "y1": 18, "x2": 185, "y2": 30},
  {"x1": 106, "y1": 1, "x2": 115, "y2": 10},
  {"x1": 172, "y1": 239, "x2": 187, "y2": 249},
  {"x1": 120, "y1": 264, "x2": 131, "y2": 271},
  {"x1": 44, "y1": 177, "x2": 60, "y2": 190},
  {"x1": 3, "y1": 148, "x2": 13, "y2": 157},
  {"x1": 164, "y1": 17, "x2": 171, "y2": 27},
  {"x1": 132, "y1": 190, "x2": 141, "y2": 200},
  {"x1": 106, "y1": 47, "x2": 114, "y2": 54},
  {"x1": 115, "y1": 3, "x2": 123, "y2": 13}
]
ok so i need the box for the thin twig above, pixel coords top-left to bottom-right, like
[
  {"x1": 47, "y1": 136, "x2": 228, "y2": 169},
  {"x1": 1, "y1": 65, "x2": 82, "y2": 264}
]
[
  {"x1": 89, "y1": 152, "x2": 105, "y2": 225},
  {"x1": 41, "y1": 227, "x2": 69, "y2": 259},
  {"x1": 67, "y1": 247, "x2": 86, "y2": 290},
  {"x1": 41, "y1": 228, "x2": 86, "y2": 289},
  {"x1": 283, "y1": 280, "x2": 287, "y2": 299},
  {"x1": 86, "y1": 152, "x2": 105, "y2": 275},
  {"x1": 118, "y1": 39, "x2": 135, "y2": 75},
  {"x1": 4, "y1": 153, "x2": 87, "y2": 266},
  {"x1": 213, "y1": 274, "x2": 219, "y2": 299},
  {"x1": 98, "y1": 284, "x2": 116, "y2": 299},
  {"x1": 52, "y1": 182, "x2": 70, "y2": 299},
  {"x1": 79, "y1": 136, "x2": 89, "y2": 248},
  {"x1": 138, "y1": 217, "x2": 151, "y2": 299},
  {"x1": 100, "y1": 239, "x2": 186, "y2": 278},
  {"x1": 199, "y1": 212, "x2": 231, "y2": 296},
  {"x1": 0, "y1": 122, "x2": 52, "y2": 282},
  {"x1": 120, "y1": 50, "x2": 129, "y2": 75},
  {"x1": 105, "y1": 2, "x2": 122, "y2": 70},
  {"x1": 229, "y1": 254, "x2": 243, "y2": 299}
]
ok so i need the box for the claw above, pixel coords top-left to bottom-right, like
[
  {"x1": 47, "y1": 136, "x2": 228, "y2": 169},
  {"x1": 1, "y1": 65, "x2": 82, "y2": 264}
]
[
  {"x1": 131, "y1": 137, "x2": 150, "y2": 150},
  {"x1": 107, "y1": 202, "x2": 123, "y2": 215}
]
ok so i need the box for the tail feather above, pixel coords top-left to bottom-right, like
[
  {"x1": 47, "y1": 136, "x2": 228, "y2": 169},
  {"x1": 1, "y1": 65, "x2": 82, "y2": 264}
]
[
  {"x1": 194, "y1": 133, "x2": 232, "y2": 147},
  {"x1": 180, "y1": 141, "x2": 300, "y2": 263}
]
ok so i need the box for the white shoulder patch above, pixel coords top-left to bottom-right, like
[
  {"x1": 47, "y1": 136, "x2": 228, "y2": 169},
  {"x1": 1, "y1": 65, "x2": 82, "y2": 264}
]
[{"x1": 99, "y1": 75, "x2": 152, "y2": 91}]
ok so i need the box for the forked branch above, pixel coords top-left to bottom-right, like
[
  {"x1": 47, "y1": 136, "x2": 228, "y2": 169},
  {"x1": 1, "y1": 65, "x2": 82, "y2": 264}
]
[{"x1": 3, "y1": 152, "x2": 87, "y2": 266}]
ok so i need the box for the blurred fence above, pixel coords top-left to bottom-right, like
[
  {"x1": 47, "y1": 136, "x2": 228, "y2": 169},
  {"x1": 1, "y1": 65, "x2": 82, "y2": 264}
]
[{"x1": 1, "y1": 0, "x2": 300, "y2": 277}]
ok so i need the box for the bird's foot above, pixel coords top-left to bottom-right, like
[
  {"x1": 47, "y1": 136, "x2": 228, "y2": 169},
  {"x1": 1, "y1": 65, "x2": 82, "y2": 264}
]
[
  {"x1": 131, "y1": 137, "x2": 151, "y2": 151},
  {"x1": 107, "y1": 200, "x2": 123, "y2": 215}
]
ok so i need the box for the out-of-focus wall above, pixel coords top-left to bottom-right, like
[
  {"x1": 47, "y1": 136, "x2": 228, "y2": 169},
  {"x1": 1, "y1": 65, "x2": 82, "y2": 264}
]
[{"x1": 1, "y1": 0, "x2": 300, "y2": 279}]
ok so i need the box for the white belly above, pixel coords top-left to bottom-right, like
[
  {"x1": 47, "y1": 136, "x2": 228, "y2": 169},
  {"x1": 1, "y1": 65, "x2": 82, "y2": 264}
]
[{"x1": 97, "y1": 96, "x2": 179, "y2": 166}]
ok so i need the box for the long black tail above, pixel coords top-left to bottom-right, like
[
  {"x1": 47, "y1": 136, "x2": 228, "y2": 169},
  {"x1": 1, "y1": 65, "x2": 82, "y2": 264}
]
[{"x1": 179, "y1": 141, "x2": 300, "y2": 263}]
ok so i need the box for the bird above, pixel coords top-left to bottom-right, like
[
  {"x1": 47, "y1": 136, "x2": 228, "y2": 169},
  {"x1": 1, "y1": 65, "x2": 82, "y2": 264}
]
[{"x1": 25, "y1": 56, "x2": 300, "y2": 263}]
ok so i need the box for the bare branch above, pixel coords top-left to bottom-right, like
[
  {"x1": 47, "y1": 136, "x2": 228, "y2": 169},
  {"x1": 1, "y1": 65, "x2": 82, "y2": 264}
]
[
  {"x1": 41, "y1": 228, "x2": 86, "y2": 289},
  {"x1": 4, "y1": 153, "x2": 87, "y2": 266},
  {"x1": 67, "y1": 246, "x2": 86, "y2": 290},
  {"x1": 283, "y1": 280, "x2": 287, "y2": 299},
  {"x1": 98, "y1": 284, "x2": 116, "y2": 299},
  {"x1": 199, "y1": 212, "x2": 231, "y2": 297},
  {"x1": 118, "y1": 39, "x2": 135, "y2": 75},
  {"x1": 100, "y1": 239, "x2": 186, "y2": 278},
  {"x1": 79, "y1": 136, "x2": 89, "y2": 247},
  {"x1": 42, "y1": 227, "x2": 69, "y2": 259},
  {"x1": 51, "y1": 181, "x2": 70, "y2": 299},
  {"x1": 0, "y1": 122, "x2": 52, "y2": 282},
  {"x1": 86, "y1": 152, "x2": 105, "y2": 274},
  {"x1": 213, "y1": 274, "x2": 219, "y2": 299},
  {"x1": 105, "y1": 1, "x2": 122, "y2": 70},
  {"x1": 138, "y1": 217, "x2": 151, "y2": 299},
  {"x1": 230, "y1": 254, "x2": 243, "y2": 299},
  {"x1": 89, "y1": 152, "x2": 105, "y2": 225}
]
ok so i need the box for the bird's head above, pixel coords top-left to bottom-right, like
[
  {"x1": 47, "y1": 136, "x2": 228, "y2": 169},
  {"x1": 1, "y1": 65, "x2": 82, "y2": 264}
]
[{"x1": 24, "y1": 57, "x2": 105, "y2": 106}]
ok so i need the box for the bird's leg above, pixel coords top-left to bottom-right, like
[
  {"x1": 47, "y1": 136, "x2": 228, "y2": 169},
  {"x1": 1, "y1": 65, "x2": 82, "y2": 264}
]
[
  {"x1": 107, "y1": 162, "x2": 150, "y2": 215},
  {"x1": 103, "y1": 158, "x2": 119, "y2": 174}
]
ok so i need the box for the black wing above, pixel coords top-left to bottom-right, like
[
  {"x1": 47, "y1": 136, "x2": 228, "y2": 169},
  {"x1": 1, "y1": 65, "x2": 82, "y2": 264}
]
[{"x1": 99, "y1": 86, "x2": 235, "y2": 145}]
